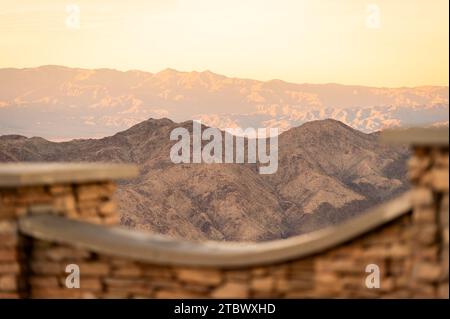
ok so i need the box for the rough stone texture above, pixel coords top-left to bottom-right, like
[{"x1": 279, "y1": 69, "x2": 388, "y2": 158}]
[
  {"x1": 0, "y1": 181, "x2": 118, "y2": 225},
  {"x1": 20, "y1": 215, "x2": 414, "y2": 299},
  {"x1": 0, "y1": 181, "x2": 119, "y2": 298},
  {"x1": 0, "y1": 144, "x2": 448, "y2": 299},
  {"x1": 408, "y1": 146, "x2": 449, "y2": 298}
]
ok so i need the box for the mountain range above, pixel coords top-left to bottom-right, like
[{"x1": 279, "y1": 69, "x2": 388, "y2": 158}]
[
  {"x1": 0, "y1": 66, "x2": 448, "y2": 140},
  {"x1": 0, "y1": 118, "x2": 409, "y2": 241}
]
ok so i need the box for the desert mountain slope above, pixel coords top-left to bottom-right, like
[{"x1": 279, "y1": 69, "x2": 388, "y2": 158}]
[
  {"x1": 0, "y1": 66, "x2": 447, "y2": 140},
  {"x1": 0, "y1": 118, "x2": 409, "y2": 241}
]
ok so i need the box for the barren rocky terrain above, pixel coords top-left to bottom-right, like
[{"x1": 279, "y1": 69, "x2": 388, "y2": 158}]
[{"x1": 0, "y1": 118, "x2": 409, "y2": 241}]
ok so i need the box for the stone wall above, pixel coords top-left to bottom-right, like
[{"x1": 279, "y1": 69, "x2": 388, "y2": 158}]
[
  {"x1": 0, "y1": 132, "x2": 448, "y2": 299},
  {"x1": 408, "y1": 145, "x2": 449, "y2": 298},
  {"x1": 24, "y1": 214, "x2": 414, "y2": 299},
  {"x1": 0, "y1": 181, "x2": 119, "y2": 298}
]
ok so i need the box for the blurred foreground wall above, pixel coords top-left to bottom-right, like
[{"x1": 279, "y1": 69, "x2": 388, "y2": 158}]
[{"x1": 0, "y1": 128, "x2": 448, "y2": 298}]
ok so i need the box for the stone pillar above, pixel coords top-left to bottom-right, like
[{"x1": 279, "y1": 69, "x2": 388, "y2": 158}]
[
  {"x1": 0, "y1": 213, "x2": 23, "y2": 298},
  {"x1": 408, "y1": 145, "x2": 449, "y2": 298},
  {"x1": 0, "y1": 163, "x2": 137, "y2": 298},
  {"x1": 381, "y1": 127, "x2": 448, "y2": 298}
]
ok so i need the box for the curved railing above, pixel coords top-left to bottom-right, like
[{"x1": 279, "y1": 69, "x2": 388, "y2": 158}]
[{"x1": 19, "y1": 192, "x2": 412, "y2": 268}]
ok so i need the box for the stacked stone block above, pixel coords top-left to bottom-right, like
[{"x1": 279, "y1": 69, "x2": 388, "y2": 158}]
[
  {"x1": 0, "y1": 181, "x2": 120, "y2": 297},
  {"x1": 0, "y1": 219, "x2": 23, "y2": 298},
  {"x1": 24, "y1": 215, "x2": 415, "y2": 299},
  {"x1": 0, "y1": 182, "x2": 119, "y2": 225},
  {"x1": 408, "y1": 145, "x2": 449, "y2": 298}
]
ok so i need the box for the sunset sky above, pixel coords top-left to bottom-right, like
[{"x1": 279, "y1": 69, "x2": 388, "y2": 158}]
[{"x1": 0, "y1": 0, "x2": 448, "y2": 87}]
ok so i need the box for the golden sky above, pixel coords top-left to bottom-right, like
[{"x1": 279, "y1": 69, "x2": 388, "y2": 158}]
[{"x1": 0, "y1": 0, "x2": 448, "y2": 87}]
